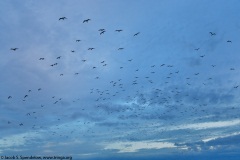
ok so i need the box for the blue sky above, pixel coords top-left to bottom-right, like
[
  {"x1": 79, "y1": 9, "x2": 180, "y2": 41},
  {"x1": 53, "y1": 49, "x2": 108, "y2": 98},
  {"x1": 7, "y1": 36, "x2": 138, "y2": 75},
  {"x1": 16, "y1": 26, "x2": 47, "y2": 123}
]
[{"x1": 1, "y1": 0, "x2": 240, "y2": 159}]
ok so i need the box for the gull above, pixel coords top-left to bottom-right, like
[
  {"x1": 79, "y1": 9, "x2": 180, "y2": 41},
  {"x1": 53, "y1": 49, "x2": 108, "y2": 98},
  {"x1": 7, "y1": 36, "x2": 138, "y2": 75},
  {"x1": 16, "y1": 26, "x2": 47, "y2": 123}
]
[
  {"x1": 59, "y1": 17, "x2": 67, "y2": 20},
  {"x1": 134, "y1": 32, "x2": 140, "y2": 36},
  {"x1": 100, "y1": 31, "x2": 105, "y2": 35},
  {"x1": 83, "y1": 19, "x2": 91, "y2": 23},
  {"x1": 209, "y1": 32, "x2": 216, "y2": 36},
  {"x1": 11, "y1": 48, "x2": 18, "y2": 51}
]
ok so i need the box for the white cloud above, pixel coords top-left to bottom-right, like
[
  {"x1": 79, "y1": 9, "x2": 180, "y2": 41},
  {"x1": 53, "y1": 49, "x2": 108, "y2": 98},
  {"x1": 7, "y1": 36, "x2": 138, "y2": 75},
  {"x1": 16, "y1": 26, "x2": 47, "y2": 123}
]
[
  {"x1": 168, "y1": 119, "x2": 240, "y2": 131},
  {"x1": 103, "y1": 140, "x2": 176, "y2": 153},
  {"x1": 0, "y1": 132, "x2": 41, "y2": 149},
  {"x1": 202, "y1": 131, "x2": 240, "y2": 143}
]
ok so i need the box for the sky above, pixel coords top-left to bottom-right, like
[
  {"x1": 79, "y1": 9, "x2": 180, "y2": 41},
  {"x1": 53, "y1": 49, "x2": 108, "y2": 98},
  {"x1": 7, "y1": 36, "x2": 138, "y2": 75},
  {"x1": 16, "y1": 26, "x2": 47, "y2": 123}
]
[{"x1": 0, "y1": 0, "x2": 240, "y2": 159}]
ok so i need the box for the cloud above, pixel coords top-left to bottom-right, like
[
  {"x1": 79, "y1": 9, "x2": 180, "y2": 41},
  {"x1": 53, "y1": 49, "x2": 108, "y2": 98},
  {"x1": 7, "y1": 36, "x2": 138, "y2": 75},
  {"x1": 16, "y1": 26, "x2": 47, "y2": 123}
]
[{"x1": 103, "y1": 140, "x2": 176, "y2": 153}]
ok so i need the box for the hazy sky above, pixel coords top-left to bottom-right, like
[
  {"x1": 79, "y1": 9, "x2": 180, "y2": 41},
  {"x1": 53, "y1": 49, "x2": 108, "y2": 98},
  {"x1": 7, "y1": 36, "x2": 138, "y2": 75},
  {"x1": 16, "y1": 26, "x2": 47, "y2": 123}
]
[{"x1": 1, "y1": 0, "x2": 240, "y2": 159}]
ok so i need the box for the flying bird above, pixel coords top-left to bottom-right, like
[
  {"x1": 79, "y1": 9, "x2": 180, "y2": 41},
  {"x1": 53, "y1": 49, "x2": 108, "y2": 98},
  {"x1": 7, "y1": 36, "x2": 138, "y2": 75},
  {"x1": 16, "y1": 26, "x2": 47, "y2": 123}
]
[
  {"x1": 100, "y1": 31, "x2": 105, "y2": 35},
  {"x1": 56, "y1": 56, "x2": 61, "y2": 59},
  {"x1": 227, "y1": 40, "x2": 232, "y2": 43},
  {"x1": 59, "y1": 17, "x2": 67, "y2": 20},
  {"x1": 209, "y1": 32, "x2": 216, "y2": 36},
  {"x1": 39, "y1": 58, "x2": 44, "y2": 60},
  {"x1": 134, "y1": 32, "x2": 140, "y2": 36},
  {"x1": 11, "y1": 48, "x2": 18, "y2": 51},
  {"x1": 76, "y1": 40, "x2": 81, "y2": 42},
  {"x1": 88, "y1": 48, "x2": 95, "y2": 50},
  {"x1": 83, "y1": 19, "x2": 91, "y2": 23},
  {"x1": 118, "y1": 48, "x2": 124, "y2": 50},
  {"x1": 115, "y1": 29, "x2": 123, "y2": 32},
  {"x1": 8, "y1": 96, "x2": 12, "y2": 99}
]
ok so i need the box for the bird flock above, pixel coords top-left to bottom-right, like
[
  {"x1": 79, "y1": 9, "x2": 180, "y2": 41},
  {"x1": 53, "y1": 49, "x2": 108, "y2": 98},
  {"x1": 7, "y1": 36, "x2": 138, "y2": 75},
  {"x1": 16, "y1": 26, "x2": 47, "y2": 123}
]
[{"x1": 3, "y1": 15, "x2": 240, "y2": 154}]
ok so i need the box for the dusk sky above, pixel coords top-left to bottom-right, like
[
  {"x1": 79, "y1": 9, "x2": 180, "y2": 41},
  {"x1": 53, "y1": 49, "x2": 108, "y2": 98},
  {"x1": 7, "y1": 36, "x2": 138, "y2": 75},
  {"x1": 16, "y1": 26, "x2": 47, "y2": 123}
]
[{"x1": 1, "y1": 0, "x2": 240, "y2": 160}]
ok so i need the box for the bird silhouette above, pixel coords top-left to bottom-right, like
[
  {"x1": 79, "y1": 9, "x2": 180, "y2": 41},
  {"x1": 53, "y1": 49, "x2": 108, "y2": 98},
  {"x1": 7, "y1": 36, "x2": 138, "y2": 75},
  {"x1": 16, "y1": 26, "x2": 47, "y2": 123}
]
[
  {"x1": 100, "y1": 31, "x2": 105, "y2": 35},
  {"x1": 11, "y1": 48, "x2": 18, "y2": 51},
  {"x1": 39, "y1": 58, "x2": 44, "y2": 60},
  {"x1": 134, "y1": 32, "x2": 140, "y2": 36},
  {"x1": 83, "y1": 19, "x2": 91, "y2": 23},
  {"x1": 115, "y1": 29, "x2": 123, "y2": 32},
  {"x1": 209, "y1": 32, "x2": 216, "y2": 36},
  {"x1": 76, "y1": 40, "x2": 81, "y2": 42},
  {"x1": 59, "y1": 17, "x2": 67, "y2": 20}
]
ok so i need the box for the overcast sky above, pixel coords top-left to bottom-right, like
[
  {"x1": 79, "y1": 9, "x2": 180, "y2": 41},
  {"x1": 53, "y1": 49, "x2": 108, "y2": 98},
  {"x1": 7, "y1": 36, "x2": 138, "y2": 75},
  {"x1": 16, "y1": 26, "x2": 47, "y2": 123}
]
[{"x1": 1, "y1": 0, "x2": 240, "y2": 159}]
